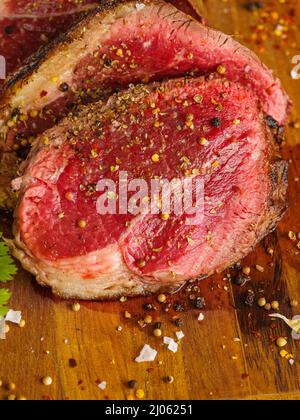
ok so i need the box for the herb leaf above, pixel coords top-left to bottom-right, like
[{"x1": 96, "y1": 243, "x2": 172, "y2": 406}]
[
  {"x1": 0, "y1": 289, "x2": 12, "y2": 317},
  {"x1": 0, "y1": 236, "x2": 17, "y2": 282}
]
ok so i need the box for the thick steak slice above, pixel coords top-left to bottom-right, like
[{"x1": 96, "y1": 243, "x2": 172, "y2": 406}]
[
  {"x1": 0, "y1": 0, "x2": 99, "y2": 77},
  {"x1": 0, "y1": 0, "x2": 290, "y2": 154},
  {"x1": 9, "y1": 76, "x2": 288, "y2": 299}
]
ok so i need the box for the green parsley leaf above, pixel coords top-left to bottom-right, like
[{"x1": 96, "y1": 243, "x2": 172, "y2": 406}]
[
  {"x1": 0, "y1": 289, "x2": 11, "y2": 317},
  {"x1": 0, "y1": 235, "x2": 17, "y2": 282}
]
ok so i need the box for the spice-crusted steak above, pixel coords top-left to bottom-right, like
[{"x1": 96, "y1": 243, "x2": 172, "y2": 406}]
[
  {"x1": 9, "y1": 76, "x2": 288, "y2": 299},
  {"x1": 0, "y1": 0, "x2": 291, "y2": 154}
]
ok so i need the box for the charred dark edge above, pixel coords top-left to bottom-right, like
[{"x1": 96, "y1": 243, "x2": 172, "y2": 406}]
[{"x1": 0, "y1": 0, "x2": 131, "y2": 95}]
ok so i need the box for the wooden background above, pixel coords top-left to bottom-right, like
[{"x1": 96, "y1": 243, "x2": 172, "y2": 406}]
[{"x1": 0, "y1": 0, "x2": 300, "y2": 400}]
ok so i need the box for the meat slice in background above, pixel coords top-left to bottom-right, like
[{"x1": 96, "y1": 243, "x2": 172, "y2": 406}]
[
  {"x1": 8, "y1": 76, "x2": 288, "y2": 300},
  {"x1": 0, "y1": 0, "x2": 100, "y2": 77},
  {"x1": 0, "y1": 0, "x2": 291, "y2": 153}
]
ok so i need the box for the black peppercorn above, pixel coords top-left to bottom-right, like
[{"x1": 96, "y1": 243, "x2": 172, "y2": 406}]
[
  {"x1": 233, "y1": 273, "x2": 251, "y2": 287},
  {"x1": 143, "y1": 303, "x2": 154, "y2": 311},
  {"x1": 59, "y1": 82, "x2": 69, "y2": 92},
  {"x1": 128, "y1": 380, "x2": 138, "y2": 389},
  {"x1": 4, "y1": 25, "x2": 14, "y2": 35},
  {"x1": 266, "y1": 115, "x2": 278, "y2": 130},
  {"x1": 211, "y1": 117, "x2": 221, "y2": 127},
  {"x1": 173, "y1": 302, "x2": 185, "y2": 312},
  {"x1": 194, "y1": 297, "x2": 206, "y2": 309}
]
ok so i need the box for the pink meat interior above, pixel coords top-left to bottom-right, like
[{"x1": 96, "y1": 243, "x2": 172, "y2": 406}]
[{"x1": 18, "y1": 77, "x2": 270, "y2": 279}]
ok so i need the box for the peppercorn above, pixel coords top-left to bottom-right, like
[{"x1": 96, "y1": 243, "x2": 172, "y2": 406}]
[
  {"x1": 234, "y1": 273, "x2": 250, "y2": 286},
  {"x1": 72, "y1": 303, "x2": 81, "y2": 312},
  {"x1": 128, "y1": 380, "x2": 138, "y2": 389},
  {"x1": 266, "y1": 115, "x2": 278, "y2": 129},
  {"x1": 144, "y1": 315, "x2": 152, "y2": 324},
  {"x1": 136, "y1": 389, "x2": 145, "y2": 399},
  {"x1": 42, "y1": 376, "x2": 53, "y2": 386},
  {"x1": 19, "y1": 319, "x2": 26, "y2": 328},
  {"x1": 264, "y1": 303, "x2": 271, "y2": 311},
  {"x1": 242, "y1": 267, "x2": 251, "y2": 276},
  {"x1": 77, "y1": 219, "x2": 87, "y2": 229},
  {"x1": 144, "y1": 303, "x2": 154, "y2": 311},
  {"x1": 157, "y1": 294, "x2": 166, "y2": 303},
  {"x1": 164, "y1": 376, "x2": 174, "y2": 384},
  {"x1": 7, "y1": 383, "x2": 16, "y2": 391},
  {"x1": 174, "y1": 302, "x2": 185, "y2": 312},
  {"x1": 194, "y1": 297, "x2": 206, "y2": 309},
  {"x1": 4, "y1": 25, "x2": 14, "y2": 35},
  {"x1": 211, "y1": 117, "x2": 221, "y2": 127},
  {"x1": 154, "y1": 322, "x2": 162, "y2": 330},
  {"x1": 271, "y1": 301, "x2": 279, "y2": 310},
  {"x1": 153, "y1": 328, "x2": 162, "y2": 337},
  {"x1": 276, "y1": 337, "x2": 287, "y2": 348},
  {"x1": 257, "y1": 297, "x2": 266, "y2": 307},
  {"x1": 59, "y1": 82, "x2": 69, "y2": 92}
]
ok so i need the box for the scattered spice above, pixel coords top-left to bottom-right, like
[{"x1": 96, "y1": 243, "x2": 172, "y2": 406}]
[
  {"x1": 128, "y1": 380, "x2": 138, "y2": 389},
  {"x1": 59, "y1": 83, "x2": 69, "y2": 92},
  {"x1": 153, "y1": 328, "x2": 162, "y2": 337},
  {"x1": 276, "y1": 337, "x2": 287, "y2": 348},
  {"x1": 77, "y1": 219, "x2": 87, "y2": 229},
  {"x1": 135, "y1": 389, "x2": 145, "y2": 399},
  {"x1": 242, "y1": 267, "x2": 251, "y2": 276},
  {"x1": 72, "y1": 303, "x2": 80, "y2": 312},
  {"x1": 211, "y1": 117, "x2": 221, "y2": 127},
  {"x1": 69, "y1": 358, "x2": 78, "y2": 368},
  {"x1": 271, "y1": 301, "x2": 279, "y2": 310},
  {"x1": 257, "y1": 297, "x2": 267, "y2": 307},
  {"x1": 157, "y1": 294, "x2": 166, "y2": 303},
  {"x1": 42, "y1": 376, "x2": 53, "y2": 386},
  {"x1": 164, "y1": 375, "x2": 174, "y2": 384}
]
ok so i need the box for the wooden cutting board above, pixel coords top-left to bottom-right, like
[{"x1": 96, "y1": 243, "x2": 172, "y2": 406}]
[{"x1": 1, "y1": 0, "x2": 300, "y2": 401}]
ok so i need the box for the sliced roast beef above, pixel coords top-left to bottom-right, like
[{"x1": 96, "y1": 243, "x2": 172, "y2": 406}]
[
  {"x1": 0, "y1": 0, "x2": 291, "y2": 155},
  {"x1": 0, "y1": 0, "x2": 100, "y2": 77},
  {"x1": 8, "y1": 76, "x2": 288, "y2": 299}
]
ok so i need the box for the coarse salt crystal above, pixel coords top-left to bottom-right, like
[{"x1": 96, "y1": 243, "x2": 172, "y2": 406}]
[
  {"x1": 198, "y1": 313, "x2": 205, "y2": 321},
  {"x1": 176, "y1": 331, "x2": 185, "y2": 340},
  {"x1": 136, "y1": 3, "x2": 146, "y2": 11},
  {"x1": 163, "y1": 336, "x2": 173, "y2": 345},
  {"x1": 289, "y1": 359, "x2": 295, "y2": 366},
  {"x1": 291, "y1": 69, "x2": 300, "y2": 80},
  {"x1": 98, "y1": 381, "x2": 107, "y2": 390},
  {"x1": 5, "y1": 310, "x2": 22, "y2": 324},
  {"x1": 135, "y1": 344, "x2": 157, "y2": 363},
  {"x1": 168, "y1": 340, "x2": 178, "y2": 353}
]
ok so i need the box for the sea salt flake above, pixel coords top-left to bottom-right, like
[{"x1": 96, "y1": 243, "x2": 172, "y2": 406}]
[
  {"x1": 5, "y1": 310, "x2": 22, "y2": 324},
  {"x1": 98, "y1": 381, "x2": 107, "y2": 390},
  {"x1": 198, "y1": 313, "x2": 205, "y2": 321},
  {"x1": 135, "y1": 344, "x2": 157, "y2": 363},
  {"x1": 168, "y1": 340, "x2": 178, "y2": 353},
  {"x1": 163, "y1": 336, "x2": 173, "y2": 345},
  {"x1": 176, "y1": 331, "x2": 185, "y2": 340}
]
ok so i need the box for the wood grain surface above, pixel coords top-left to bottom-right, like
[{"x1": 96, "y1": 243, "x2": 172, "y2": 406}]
[{"x1": 0, "y1": 0, "x2": 300, "y2": 401}]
